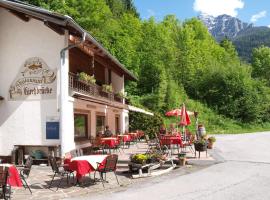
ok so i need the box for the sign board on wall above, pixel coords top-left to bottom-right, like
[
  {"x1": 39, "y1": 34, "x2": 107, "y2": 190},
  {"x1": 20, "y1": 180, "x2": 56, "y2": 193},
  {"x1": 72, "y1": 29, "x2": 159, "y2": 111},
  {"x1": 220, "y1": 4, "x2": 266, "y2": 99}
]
[
  {"x1": 46, "y1": 122, "x2": 59, "y2": 139},
  {"x1": 9, "y1": 57, "x2": 56, "y2": 100},
  {"x1": 46, "y1": 116, "x2": 59, "y2": 140}
]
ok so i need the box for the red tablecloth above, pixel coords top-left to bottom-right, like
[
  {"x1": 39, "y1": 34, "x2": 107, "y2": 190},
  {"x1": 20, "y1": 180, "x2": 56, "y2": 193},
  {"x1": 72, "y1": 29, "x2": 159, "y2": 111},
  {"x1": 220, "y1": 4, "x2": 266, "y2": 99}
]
[
  {"x1": 65, "y1": 155, "x2": 107, "y2": 179},
  {"x1": 127, "y1": 133, "x2": 138, "y2": 141},
  {"x1": 0, "y1": 164, "x2": 22, "y2": 187},
  {"x1": 118, "y1": 135, "x2": 131, "y2": 142},
  {"x1": 100, "y1": 138, "x2": 119, "y2": 148},
  {"x1": 66, "y1": 160, "x2": 93, "y2": 179},
  {"x1": 160, "y1": 136, "x2": 183, "y2": 146}
]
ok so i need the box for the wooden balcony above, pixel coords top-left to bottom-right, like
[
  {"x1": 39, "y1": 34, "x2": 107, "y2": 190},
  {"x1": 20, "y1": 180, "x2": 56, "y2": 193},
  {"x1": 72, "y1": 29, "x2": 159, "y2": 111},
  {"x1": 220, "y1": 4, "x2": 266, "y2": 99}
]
[{"x1": 69, "y1": 73, "x2": 124, "y2": 104}]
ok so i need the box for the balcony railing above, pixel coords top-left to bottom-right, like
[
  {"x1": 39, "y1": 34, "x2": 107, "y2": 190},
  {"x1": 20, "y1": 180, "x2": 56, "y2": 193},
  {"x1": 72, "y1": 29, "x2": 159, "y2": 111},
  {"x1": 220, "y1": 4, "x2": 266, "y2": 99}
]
[{"x1": 69, "y1": 72, "x2": 124, "y2": 104}]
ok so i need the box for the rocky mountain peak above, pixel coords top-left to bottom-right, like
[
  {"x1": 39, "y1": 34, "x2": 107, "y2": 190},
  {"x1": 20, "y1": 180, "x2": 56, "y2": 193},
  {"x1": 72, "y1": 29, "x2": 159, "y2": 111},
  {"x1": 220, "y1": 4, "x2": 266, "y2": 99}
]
[{"x1": 198, "y1": 14, "x2": 253, "y2": 41}]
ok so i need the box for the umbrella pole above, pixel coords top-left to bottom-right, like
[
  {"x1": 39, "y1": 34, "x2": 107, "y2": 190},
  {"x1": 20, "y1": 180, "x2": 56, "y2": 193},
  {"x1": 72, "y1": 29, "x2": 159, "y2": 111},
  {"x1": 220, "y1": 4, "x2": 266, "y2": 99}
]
[
  {"x1": 195, "y1": 116, "x2": 199, "y2": 140},
  {"x1": 178, "y1": 115, "x2": 180, "y2": 133},
  {"x1": 183, "y1": 126, "x2": 186, "y2": 141}
]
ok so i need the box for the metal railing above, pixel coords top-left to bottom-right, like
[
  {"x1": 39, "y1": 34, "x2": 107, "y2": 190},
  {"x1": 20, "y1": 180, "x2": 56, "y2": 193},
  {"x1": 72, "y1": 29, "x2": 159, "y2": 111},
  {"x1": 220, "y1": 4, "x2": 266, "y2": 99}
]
[{"x1": 69, "y1": 72, "x2": 124, "y2": 103}]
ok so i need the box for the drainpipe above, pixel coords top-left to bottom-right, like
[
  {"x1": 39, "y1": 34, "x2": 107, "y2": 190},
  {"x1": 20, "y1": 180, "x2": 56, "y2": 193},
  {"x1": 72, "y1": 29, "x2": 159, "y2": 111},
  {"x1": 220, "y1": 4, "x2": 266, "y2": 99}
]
[{"x1": 59, "y1": 32, "x2": 86, "y2": 156}]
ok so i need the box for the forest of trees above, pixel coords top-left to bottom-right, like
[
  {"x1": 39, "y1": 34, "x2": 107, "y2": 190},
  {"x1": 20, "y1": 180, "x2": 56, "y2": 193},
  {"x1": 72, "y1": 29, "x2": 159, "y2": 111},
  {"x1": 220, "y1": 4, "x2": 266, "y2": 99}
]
[
  {"x1": 233, "y1": 27, "x2": 270, "y2": 62},
  {"x1": 22, "y1": 0, "x2": 270, "y2": 133}
]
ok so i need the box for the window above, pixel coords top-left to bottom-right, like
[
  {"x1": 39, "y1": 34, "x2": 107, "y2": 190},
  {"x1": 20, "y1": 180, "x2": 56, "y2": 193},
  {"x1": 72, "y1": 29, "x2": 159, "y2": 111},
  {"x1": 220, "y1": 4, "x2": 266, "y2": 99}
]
[
  {"x1": 96, "y1": 115, "x2": 105, "y2": 135},
  {"x1": 115, "y1": 115, "x2": 120, "y2": 134},
  {"x1": 74, "y1": 114, "x2": 88, "y2": 139}
]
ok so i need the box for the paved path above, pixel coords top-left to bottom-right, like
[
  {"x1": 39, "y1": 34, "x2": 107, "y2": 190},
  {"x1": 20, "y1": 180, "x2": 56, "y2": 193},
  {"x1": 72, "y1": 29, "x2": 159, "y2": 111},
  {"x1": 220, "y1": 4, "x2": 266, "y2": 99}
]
[{"x1": 67, "y1": 131, "x2": 270, "y2": 200}]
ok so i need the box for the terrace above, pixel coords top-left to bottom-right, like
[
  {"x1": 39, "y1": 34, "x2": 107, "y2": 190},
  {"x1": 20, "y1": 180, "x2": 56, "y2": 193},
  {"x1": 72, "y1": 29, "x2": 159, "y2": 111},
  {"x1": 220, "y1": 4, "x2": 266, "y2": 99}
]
[
  {"x1": 8, "y1": 142, "x2": 213, "y2": 200},
  {"x1": 4, "y1": 133, "x2": 214, "y2": 200}
]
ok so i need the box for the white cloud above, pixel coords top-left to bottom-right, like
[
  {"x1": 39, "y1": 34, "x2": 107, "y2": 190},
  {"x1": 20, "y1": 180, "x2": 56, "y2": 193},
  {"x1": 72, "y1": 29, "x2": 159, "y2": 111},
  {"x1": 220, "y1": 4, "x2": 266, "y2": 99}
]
[
  {"x1": 250, "y1": 11, "x2": 267, "y2": 23},
  {"x1": 193, "y1": 0, "x2": 244, "y2": 17},
  {"x1": 268, "y1": 25, "x2": 270, "y2": 28}
]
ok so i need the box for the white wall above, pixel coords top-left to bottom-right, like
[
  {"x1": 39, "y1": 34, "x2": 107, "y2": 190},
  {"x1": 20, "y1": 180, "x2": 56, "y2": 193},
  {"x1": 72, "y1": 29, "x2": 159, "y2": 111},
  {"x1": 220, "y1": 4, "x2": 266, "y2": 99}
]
[{"x1": 0, "y1": 8, "x2": 66, "y2": 155}]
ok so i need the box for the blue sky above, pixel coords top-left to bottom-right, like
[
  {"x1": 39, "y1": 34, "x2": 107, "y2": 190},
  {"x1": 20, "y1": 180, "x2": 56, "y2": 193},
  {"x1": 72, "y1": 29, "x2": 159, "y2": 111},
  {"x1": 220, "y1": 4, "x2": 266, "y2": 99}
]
[{"x1": 134, "y1": 0, "x2": 270, "y2": 27}]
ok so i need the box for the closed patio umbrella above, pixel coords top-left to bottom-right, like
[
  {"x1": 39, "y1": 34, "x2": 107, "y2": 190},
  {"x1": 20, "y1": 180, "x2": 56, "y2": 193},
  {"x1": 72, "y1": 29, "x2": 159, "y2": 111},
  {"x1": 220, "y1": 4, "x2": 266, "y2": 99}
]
[
  {"x1": 179, "y1": 104, "x2": 191, "y2": 126},
  {"x1": 179, "y1": 103, "x2": 191, "y2": 141}
]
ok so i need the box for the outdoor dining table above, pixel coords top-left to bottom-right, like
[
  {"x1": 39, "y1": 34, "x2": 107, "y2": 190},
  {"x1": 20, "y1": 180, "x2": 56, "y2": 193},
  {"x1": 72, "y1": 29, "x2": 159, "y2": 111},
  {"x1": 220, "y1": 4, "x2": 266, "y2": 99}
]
[
  {"x1": 65, "y1": 155, "x2": 108, "y2": 180},
  {"x1": 159, "y1": 135, "x2": 183, "y2": 146},
  {"x1": 117, "y1": 134, "x2": 131, "y2": 142},
  {"x1": 0, "y1": 164, "x2": 22, "y2": 187},
  {"x1": 100, "y1": 137, "x2": 120, "y2": 148}
]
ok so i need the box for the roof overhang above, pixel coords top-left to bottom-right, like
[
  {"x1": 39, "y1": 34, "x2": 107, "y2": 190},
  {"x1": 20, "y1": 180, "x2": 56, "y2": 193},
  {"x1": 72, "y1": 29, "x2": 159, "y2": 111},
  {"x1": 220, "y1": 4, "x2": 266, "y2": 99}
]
[
  {"x1": 128, "y1": 105, "x2": 154, "y2": 116},
  {"x1": 0, "y1": 0, "x2": 137, "y2": 81}
]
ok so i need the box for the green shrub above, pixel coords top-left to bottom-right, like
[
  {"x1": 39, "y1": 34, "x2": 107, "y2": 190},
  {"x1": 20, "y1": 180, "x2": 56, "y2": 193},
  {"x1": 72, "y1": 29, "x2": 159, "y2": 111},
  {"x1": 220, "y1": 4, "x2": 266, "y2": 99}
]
[{"x1": 129, "y1": 111, "x2": 163, "y2": 139}]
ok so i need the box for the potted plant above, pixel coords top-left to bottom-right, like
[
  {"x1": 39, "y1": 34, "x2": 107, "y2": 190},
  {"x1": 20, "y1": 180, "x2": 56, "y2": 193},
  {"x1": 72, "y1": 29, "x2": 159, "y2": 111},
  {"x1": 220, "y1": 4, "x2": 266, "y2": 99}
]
[
  {"x1": 130, "y1": 153, "x2": 149, "y2": 165},
  {"x1": 194, "y1": 139, "x2": 208, "y2": 152},
  {"x1": 116, "y1": 91, "x2": 126, "y2": 98},
  {"x1": 102, "y1": 84, "x2": 113, "y2": 93},
  {"x1": 87, "y1": 75, "x2": 96, "y2": 84},
  {"x1": 78, "y1": 72, "x2": 96, "y2": 84},
  {"x1": 78, "y1": 72, "x2": 88, "y2": 83},
  {"x1": 207, "y1": 136, "x2": 216, "y2": 149},
  {"x1": 149, "y1": 153, "x2": 166, "y2": 163},
  {"x1": 178, "y1": 152, "x2": 186, "y2": 166},
  {"x1": 130, "y1": 153, "x2": 165, "y2": 165}
]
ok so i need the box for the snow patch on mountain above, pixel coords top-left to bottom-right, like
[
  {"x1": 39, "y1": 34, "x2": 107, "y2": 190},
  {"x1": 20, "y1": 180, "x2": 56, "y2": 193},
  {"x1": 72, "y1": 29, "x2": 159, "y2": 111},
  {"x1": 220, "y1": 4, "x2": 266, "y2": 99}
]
[{"x1": 198, "y1": 14, "x2": 253, "y2": 41}]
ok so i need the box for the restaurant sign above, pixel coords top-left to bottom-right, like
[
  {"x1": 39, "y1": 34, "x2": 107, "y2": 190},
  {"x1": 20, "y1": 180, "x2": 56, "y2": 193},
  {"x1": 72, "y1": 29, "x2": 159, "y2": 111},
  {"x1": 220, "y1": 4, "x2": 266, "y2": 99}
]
[{"x1": 9, "y1": 57, "x2": 56, "y2": 100}]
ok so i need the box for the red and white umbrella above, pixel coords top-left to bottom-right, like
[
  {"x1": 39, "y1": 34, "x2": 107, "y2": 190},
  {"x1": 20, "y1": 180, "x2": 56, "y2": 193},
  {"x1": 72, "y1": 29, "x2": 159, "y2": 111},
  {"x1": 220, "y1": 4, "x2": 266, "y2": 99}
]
[
  {"x1": 165, "y1": 108, "x2": 193, "y2": 117},
  {"x1": 179, "y1": 103, "x2": 191, "y2": 142}
]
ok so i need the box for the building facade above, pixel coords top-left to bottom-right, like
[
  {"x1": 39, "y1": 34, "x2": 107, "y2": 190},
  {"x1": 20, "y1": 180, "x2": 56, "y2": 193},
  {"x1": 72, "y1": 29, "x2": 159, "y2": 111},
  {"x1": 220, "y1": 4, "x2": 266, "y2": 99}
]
[{"x1": 0, "y1": 0, "x2": 136, "y2": 159}]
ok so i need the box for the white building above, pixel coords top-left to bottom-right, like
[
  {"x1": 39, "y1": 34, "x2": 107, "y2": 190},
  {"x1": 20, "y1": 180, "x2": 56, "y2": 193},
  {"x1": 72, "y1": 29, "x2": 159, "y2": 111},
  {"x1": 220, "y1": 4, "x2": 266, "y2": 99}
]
[{"x1": 0, "y1": 0, "x2": 137, "y2": 161}]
